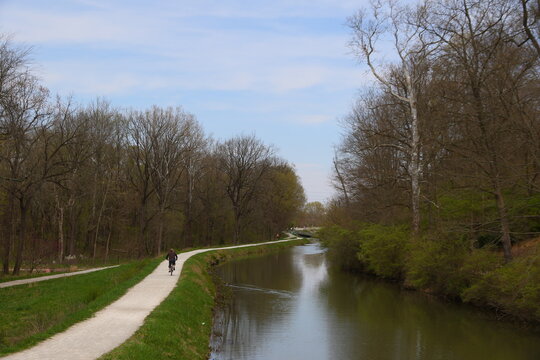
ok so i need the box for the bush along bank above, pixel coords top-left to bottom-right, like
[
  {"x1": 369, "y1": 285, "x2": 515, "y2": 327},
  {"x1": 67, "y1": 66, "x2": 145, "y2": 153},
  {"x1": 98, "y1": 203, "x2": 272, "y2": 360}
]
[
  {"x1": 319, "y1": 224, "x2": 540, "y2": 323},
  {"x1": 100, "y1": 238, "x2": 307, "y2": 360}
]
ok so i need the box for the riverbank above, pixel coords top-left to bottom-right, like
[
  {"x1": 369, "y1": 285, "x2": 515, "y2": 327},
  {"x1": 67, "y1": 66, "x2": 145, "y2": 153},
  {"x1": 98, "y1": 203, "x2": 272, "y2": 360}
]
[
  {"x1": 100, "y1": 238, "x2": 307, "y2": 360},
  {"x1": 319, "y1": 224, "x2": 540, "y2": 324},
  {"x1": 209, "y1": 241, "x2": 540, "y2": 359}
]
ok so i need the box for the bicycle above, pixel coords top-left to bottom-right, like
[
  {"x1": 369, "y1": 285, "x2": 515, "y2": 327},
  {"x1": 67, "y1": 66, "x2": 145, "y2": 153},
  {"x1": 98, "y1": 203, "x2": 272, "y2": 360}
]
[{"x1": 169, "y1": 263, "x2": 175, "y2": 276}]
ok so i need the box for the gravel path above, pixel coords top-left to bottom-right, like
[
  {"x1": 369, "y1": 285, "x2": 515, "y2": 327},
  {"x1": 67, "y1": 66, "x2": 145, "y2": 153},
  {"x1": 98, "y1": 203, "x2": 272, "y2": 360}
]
[
  {"x1": 0, "y1": 266, "x2": 120, "y2": 289},
  {"x1": 1, "y1": 239, "x2": 299, "y2": 360}
]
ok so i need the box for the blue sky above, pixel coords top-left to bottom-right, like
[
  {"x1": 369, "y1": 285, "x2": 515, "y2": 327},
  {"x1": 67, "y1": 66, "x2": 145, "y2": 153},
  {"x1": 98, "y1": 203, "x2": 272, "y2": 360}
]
[{"x1": 0, "y1": 0, "x2": 373, "y2": 203}]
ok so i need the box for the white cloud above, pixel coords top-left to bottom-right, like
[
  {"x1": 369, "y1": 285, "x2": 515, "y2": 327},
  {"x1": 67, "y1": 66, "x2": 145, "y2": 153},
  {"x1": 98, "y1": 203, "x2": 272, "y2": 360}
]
[{"x1": 0, "y1": 0, "x2": 377, "y2": 96}]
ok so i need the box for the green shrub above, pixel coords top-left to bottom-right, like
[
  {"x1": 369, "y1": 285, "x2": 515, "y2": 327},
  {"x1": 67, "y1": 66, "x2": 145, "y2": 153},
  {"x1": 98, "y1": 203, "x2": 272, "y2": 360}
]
[
  {"x1": 406, "y1": 234, "x2": 469, "y2": 298},
  {"x1": 357, "y1": 224, "x2": 409, "y2": 279},
  {"x1": 462, "y1": 245, "x2": 540, "y2": 321},
  {"x1": 460, "y1": 246, "x2": 503, "y2": 284},
  {"x1": 319, "y1": 225, "x2": 363, "y2": 271}
]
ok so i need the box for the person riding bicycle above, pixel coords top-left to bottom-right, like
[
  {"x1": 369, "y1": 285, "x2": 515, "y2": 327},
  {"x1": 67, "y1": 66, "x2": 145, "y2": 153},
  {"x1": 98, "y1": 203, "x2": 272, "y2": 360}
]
[{"x1": 165, "y1": 248, "x2": 178, "y2": 270}]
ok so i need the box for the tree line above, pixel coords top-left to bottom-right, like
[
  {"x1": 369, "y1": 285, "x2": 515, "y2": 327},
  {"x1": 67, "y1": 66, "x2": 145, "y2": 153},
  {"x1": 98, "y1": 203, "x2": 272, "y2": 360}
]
[
  {"x1": 0, "y1": 35, "x2": 306, "y2": 275},
  {"x1": 325, "y1": 0, "x2": 539, "y2": 320}
]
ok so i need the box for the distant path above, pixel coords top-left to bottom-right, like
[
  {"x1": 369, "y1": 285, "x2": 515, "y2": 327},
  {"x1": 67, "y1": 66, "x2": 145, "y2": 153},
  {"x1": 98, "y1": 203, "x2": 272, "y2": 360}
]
[
  {"x1": 1, "y1": 238, "x2": 301, "y2": 360},
  {"x1": 0, "y1": 266, "x2": 120, "y2": 289}
]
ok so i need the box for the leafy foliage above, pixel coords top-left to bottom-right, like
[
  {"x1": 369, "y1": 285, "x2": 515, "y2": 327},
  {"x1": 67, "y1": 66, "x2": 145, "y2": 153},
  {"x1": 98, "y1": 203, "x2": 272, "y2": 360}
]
[
  {"x1": 319, "y1": 225, "x2": 363, "y2": 272},
  {"x1": 462, "y1": 244, "x2": 540, "y2": 321},
  {"x1": 357, "y1": 224, "x2": 409, "y2": 279},
  {"x1": 406, "y1": 235, "x2": 470, "y2": 298}
]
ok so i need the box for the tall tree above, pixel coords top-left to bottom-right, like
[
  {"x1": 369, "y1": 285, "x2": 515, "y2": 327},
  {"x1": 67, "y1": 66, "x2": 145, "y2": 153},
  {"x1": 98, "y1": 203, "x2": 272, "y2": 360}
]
[
  {"x1": 348, "y1": 0, "x2": 437, "y2": 235},
  {"x1": 216, "y1": 135, "x2": 275, "y2": 243},
  {"x1": 423, "y1": 0, "x2": 535, "y2": 261}
]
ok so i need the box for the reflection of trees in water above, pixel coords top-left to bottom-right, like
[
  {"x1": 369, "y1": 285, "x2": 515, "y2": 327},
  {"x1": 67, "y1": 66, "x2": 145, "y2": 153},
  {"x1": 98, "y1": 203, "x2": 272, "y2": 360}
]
[
  {"x1": 302, "y1": 253, "x2": 325, "y2": 268},
  {"x1": 219, "y1": 249, "x2": 303, "y2": 291},
  {"x1": 319, "y1": 268, "x2": 540, "y2": 360},
  {"x1": 212, "y1": 246, "x2": 540, "y2": 360},
  {"x1": 211, "y1": 249, "x2": 302, "y2": 359}
]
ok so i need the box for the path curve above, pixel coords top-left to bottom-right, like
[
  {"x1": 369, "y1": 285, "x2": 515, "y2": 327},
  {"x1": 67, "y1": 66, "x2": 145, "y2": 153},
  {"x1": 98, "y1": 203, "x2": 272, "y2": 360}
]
[
  {"x1": 1, "y1": 239, "x2": 300, "y2": 360},
  {"x1": 0, "y1": 266, "x2": 120, "y2": 289}
]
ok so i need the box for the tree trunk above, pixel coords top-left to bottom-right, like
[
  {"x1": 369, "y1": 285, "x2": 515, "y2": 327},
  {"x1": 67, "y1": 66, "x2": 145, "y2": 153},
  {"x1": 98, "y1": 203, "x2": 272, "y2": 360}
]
[
  {"x1": 105, "y1": 227, "x2": 112, "y2": 262},
  {"x1": 470, "y1": 87, "x2": 513, "y2": 262},
  {"x1": 139, "y1": 202, "x2": 146, "y2": 257},
  {"x1": 68, "y1": 207, "x2": 77, "y2": 256},
  {"x1": 233, "y1": 210, "x2": 241, "y2": 244},
  {"x1": 2, "y1": 193, "x2": 15, "y2": 274},
  {"x1": 156, "y1": 208, "x2": 164, "y2": 256},
  {"x1": 407, "y1": 71, "x2": 421, "y2": 237},
  {"x1": 12, "y1": 200, "x2": 27, "y2": 275},
  {"x1": 333, "y1": 153, "x2": 350, "y2": 206},
  {"x1": 56, "y1": 193, "x2": 64, "y2": 263},
  {"x1": 58, "y1": 206, "x2": 64, "y2": 263},
  {"x1": 184, "y1": 159, "x2": 194, "y2": 247},
  {"x1": 494, "y1": 181, "x2": 513, "y2": 262},
  {"x1": 93, "y1": 176, "x2": 111, "y2": 259}
]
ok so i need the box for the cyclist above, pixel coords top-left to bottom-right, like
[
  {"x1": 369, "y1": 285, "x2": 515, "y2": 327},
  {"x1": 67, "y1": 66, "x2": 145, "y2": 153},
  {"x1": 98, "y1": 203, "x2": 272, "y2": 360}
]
[{"x1": 165, "y1": 248, "x2": 178, "y2": 272}]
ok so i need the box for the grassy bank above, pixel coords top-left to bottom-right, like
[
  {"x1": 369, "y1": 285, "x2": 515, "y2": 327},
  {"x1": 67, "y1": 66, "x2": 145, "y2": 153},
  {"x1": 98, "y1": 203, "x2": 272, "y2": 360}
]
[
  {"x1": 100, "y1": 239, "x2": 307, "y2": 360},
  {"x1": 319, "y1": 224, "x2": 540, "y2": 323},
  {"x1": 0, "y1": 258, "x2": 161, "y2": 355}
]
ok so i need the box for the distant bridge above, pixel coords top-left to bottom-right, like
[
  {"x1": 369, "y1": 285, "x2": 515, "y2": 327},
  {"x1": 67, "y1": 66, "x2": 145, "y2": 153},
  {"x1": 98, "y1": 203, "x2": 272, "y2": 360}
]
[{"x1": 290, "y1": 227, "x2": 320, "y2": 238}]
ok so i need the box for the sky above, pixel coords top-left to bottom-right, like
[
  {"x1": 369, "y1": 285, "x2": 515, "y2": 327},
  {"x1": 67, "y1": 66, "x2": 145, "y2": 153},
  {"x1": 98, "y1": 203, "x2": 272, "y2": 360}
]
[{"x1": 0, "y1": 0, "x2": 373, "y2": 203}]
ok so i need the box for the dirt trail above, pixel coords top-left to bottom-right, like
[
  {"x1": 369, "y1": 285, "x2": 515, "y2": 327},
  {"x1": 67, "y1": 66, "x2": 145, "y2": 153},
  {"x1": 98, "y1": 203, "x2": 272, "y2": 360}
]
[
  {"x1": 0, "y1": 239, "x2": 299, "y2": 360},
  {"x1": 0, "y1": 266, "x2": 120, "y2": 289}
]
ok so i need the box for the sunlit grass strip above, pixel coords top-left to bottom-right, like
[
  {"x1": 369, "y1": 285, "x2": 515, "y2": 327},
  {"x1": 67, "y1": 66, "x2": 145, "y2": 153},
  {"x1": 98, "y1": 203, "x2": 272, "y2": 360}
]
[
  {"x1": 100, "y1": 239, "x2": 307, "y2": 360},
  {"x1": 0, "y1": 258, "x2": 161, "y2": 356}
]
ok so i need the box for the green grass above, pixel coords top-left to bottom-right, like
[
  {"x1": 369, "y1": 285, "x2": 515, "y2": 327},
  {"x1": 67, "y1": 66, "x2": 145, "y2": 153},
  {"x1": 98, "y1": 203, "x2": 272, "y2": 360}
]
[
  {"x1": 100, "y1": 239, "x2": 307, "y2": 360},
  {"x1": 0, "y1": 257, "x2": 161, "y2": 355}
]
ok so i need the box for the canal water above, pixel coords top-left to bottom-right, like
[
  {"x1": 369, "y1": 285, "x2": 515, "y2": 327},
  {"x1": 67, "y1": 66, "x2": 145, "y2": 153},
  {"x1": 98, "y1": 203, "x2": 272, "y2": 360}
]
[{"x1": 209, "y1": 242, "x2": 540, "y2": 360}]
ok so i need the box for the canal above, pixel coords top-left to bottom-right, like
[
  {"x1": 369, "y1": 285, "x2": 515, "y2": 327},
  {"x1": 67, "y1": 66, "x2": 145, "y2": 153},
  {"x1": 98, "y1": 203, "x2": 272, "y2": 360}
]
[{"x1": 210, "y1": 242, "x2": 540, "y2": 360}]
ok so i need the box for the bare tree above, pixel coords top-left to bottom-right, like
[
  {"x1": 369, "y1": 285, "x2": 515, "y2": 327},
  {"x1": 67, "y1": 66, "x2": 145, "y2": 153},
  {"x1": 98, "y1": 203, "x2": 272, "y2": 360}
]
[
  {"x1": 423, "y1": 0, "x2": 530, "y2": 262},
  {"x1": 126, "y1": 110, "x2": 156, "y2": 255},
  {"x1": 348, "y1": 0, "x2": 437, "y2": 236},
  {"x1": 0, "y1": 33, "x2": 308, "y2": 269},
  {"x1": 147, "y1": 107, "x2": 198, "y2": 255},
  {"x1": 517, "y1": 0, "x2": 540, "y2": 55},
  {"x1": 216, "y1": 135, "x2": 275, "y2": 244},
  {"x1": 0, "y1": 35, "x2": 32, "y2": 274},
  {"x1": 180, "y1": 118, "x2": 206, "y2": 248}
]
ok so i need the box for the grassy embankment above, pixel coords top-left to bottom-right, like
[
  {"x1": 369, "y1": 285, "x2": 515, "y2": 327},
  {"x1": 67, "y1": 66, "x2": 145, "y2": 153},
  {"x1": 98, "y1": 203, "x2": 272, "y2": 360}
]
[
  {"x1": 0, "y1": 258, "x2": 161, "y2": 356},
  {"x1": 100, "y1": 238, "x2": 307, "y2": 360},
  {"x1": 319, "y1": 224, "x2": 540, "y2": 323}
]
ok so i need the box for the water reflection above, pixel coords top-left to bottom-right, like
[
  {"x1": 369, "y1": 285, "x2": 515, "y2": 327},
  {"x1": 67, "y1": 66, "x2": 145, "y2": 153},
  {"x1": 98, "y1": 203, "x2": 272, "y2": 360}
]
[{"x1": 210, "y1": 242, "x2": 540, "y2": 360}]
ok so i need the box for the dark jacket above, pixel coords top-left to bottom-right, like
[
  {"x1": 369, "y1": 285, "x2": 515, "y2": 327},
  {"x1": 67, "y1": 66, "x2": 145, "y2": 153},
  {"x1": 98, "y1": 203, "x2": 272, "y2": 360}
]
[{"x1": 166, "y1": 251, "x2": 178, "y2": 261}]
